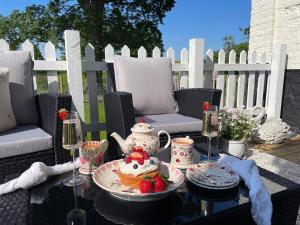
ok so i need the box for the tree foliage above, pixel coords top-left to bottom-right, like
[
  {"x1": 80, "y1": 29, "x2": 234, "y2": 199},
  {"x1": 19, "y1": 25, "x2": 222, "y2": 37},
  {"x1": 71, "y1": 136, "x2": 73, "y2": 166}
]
[
  {"x1": 213, "y1": 27, "x2": 249, "y2": 62},
  {"x1": 0, "y1": 0, "x2": 175, "y2": 59},
  {"x1": 223, "y1": 35, "x2": 235, "y2": 55}
]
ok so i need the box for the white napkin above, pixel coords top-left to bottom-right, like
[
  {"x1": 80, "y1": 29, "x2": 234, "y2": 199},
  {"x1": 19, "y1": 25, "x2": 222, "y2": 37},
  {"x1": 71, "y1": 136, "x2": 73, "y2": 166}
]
[
  {"x1": 0, "y1": 159, "x2": 80, "y2": 195},
  {"x1": 218, "y1": 154, "x2": 272, "y2": 225}
]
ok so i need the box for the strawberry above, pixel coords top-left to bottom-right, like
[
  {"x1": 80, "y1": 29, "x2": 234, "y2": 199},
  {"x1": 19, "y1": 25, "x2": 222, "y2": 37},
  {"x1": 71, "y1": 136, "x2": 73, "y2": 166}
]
[
  {"x1": 142, "y1": 151, "x2": 150, "y2": 160},
  {"x1": 139, "y1": 179, "x2": 154, "y2": 193},
  {"x1": 130, "y1": 152, "x2": 143, "y2": 160},
  {"x1": 203, "y1": 101, "x2": 210, "y2": 112},
  {"x1": 132, "y1": 146, "x2": 143, "y2": 153},
  {"x1": 124, "y1": 156, "x2": 132, "y2": 164},
  {"x1": 154, "y1": 176, "x2": 167, "y2": 192},
  {"x1": 58, "y1": 108, "x2": 68, "y2": 121},
  {"x1": 137, "y1": 158, "x2": 144, "y2": 165}
]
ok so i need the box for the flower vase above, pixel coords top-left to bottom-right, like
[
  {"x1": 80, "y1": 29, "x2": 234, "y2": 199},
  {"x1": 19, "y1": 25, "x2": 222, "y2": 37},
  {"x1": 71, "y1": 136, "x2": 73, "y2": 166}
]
[{"x1": 222, "y1": 139, "x2": 246, "y2": 158}]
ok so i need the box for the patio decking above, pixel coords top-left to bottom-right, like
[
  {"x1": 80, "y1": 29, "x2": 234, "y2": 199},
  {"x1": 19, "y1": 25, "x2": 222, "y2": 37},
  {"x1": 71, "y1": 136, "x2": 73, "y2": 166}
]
[{"x1": 250, "y1": 135, "x2": 300, "y2": 165}]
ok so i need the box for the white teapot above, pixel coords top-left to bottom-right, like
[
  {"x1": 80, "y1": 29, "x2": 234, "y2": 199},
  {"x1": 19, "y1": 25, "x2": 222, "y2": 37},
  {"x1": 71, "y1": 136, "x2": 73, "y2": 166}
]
[{"x1": 110, "y1": 123, "x2": 171, "y2": 155}]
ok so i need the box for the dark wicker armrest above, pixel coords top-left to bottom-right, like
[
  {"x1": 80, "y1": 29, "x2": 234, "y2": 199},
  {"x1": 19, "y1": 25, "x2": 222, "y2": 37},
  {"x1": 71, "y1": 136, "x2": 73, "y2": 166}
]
[
  {"x1": 0, "y1": 174, "x2": 30, "y2": 225},
  {"x1": 175, "y1": 88, "x2": 222, "y2": 119},
  {"x1": 104, "y1": 91, "x2": 135, "y2": 158},
  {"x1": 35, "y1": 93, "x2": 72, "y2": 164}
]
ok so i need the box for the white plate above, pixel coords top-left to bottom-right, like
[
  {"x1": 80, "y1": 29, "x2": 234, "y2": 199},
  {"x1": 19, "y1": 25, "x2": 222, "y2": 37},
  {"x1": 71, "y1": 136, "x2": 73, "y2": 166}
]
[
  {"x1": 93, "y1": 160, "x2": 185, "y2": 202},
  {"x1": 186, "y1": 162, "x2": 240, "y2": 189},
  {"x1": 187, "y1": 175, "x2": 239, "y2": 190}
]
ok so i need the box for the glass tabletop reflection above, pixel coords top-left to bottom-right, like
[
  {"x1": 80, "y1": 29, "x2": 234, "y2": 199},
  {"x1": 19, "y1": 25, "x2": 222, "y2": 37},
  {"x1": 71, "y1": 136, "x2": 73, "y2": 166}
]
[{"x1": 29, "y1": 148, "x2": 286, "y2": 225}]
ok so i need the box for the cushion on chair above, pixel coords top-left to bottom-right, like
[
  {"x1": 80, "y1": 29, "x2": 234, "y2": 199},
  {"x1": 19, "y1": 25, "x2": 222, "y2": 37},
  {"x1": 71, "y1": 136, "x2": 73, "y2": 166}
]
[
  {"x1": 114, "y1": 56, "x2": 178, "y2": 115},
  {"x1": 0, "y1": 51, "x2": 38, "y2": 125},
  {"x1": 0, "y1": 125, "x2": 53, "y2": 159},
  {"x1": 0, "y1": 68, "x2": 17, "y2": 132},
  {"x1": 135, "y1": 114, "x2": 202, "y2": 133}
]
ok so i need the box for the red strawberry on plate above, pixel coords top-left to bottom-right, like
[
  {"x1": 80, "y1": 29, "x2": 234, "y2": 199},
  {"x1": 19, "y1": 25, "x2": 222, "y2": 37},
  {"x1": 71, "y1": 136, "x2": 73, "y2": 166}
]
[
  {"x1": 137, "y1": 158, "x2": 144, "y2": 165},
  {"x1": 142, "y1": 151, "x2": 150, "y2": 160},
  {"x1": 154, "y1": 176, "x2": 167, "y2": 192},
  {"x1": 124, "y1": 156, "x2": 132, "y2": 164},
  {"x1": 58, "y1": 108, "x2": 68, "y2": 121},
  {"x1": 139, "y1": 179, "x2": 154, "y2": 193}
]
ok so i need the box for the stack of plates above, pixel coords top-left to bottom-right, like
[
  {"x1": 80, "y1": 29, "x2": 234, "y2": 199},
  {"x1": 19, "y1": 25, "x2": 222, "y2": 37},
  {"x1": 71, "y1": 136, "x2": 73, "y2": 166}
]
[{"x1": 186, "y1": 161, "x2": 240, "y2": 190}]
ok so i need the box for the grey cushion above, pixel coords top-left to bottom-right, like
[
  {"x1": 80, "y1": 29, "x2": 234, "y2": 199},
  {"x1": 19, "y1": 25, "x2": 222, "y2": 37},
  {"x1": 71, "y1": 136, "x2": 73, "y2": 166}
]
[
  {"x1": 0, "y1": 51, "x2": 38, "y2": 125},
  {"x1": 0, "y1": 125, "x2": 53, "y2": 159},
  {"x1": 114, "y1": 56, "x2": 178, "y2": 115},
  {"x1": 0, "y1": 68, "x2": 17, "y2": 132},
  {"x1": 135, "y1": 114, "x2": 202, "y2": 133}
]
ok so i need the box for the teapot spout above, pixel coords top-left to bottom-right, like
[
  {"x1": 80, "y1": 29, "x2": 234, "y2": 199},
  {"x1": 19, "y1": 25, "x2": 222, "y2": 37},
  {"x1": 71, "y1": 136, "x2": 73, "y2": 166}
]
[{"x1": 110, "y1": 132, "x2": 130, "y2": 154}]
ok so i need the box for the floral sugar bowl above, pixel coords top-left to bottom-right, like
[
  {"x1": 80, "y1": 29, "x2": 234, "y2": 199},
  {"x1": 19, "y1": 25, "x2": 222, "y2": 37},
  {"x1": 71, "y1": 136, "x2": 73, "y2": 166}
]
[
  {"x1": 79, "y1": 140, "x2": 108, "y2": 174},
  {"x1": 110, "y1": 122, "x2": 171, "y2": 155}
]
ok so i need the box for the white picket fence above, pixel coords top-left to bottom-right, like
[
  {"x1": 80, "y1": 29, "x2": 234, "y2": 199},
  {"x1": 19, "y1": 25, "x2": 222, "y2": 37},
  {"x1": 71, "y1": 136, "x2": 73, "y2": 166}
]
[{"x1": 0, "y1": 30, "x2": 287, "y2": 139}]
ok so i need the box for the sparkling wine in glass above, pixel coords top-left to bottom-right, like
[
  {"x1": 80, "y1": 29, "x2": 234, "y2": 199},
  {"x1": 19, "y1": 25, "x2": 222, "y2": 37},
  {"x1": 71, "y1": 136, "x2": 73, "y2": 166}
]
[
  {"x1": 202, "y1": 105, "x2": 219, "y2": 160},
  {"x1": 62, "y1": 111, "x2": 86, "y2": 186}
]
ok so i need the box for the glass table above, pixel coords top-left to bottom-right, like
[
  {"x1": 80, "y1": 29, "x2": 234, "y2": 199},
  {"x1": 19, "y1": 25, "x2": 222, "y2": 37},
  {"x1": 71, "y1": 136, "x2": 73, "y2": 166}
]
[{"x1": 1, "y1": 147, "x2": 299, "y2": 225}]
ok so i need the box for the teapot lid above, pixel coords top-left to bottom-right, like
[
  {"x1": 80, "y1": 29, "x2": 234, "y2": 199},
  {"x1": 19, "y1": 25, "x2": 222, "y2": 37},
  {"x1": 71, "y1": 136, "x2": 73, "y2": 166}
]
[{"x1": 131, "y1": 123, "x2": 154, "y2": 133}]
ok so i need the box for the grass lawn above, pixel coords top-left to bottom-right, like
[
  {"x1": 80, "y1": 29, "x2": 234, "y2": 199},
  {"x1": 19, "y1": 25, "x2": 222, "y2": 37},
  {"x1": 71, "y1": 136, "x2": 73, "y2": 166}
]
[{"x1": 84, "y1": 100, "x2": 107, "y2": 140}]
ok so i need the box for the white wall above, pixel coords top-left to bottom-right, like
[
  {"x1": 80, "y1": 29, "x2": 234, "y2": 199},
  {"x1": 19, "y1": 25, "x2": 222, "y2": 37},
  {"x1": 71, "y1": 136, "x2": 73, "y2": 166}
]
[{"x1": 249, "y1": 0, "x2": 300, "y2": 69}]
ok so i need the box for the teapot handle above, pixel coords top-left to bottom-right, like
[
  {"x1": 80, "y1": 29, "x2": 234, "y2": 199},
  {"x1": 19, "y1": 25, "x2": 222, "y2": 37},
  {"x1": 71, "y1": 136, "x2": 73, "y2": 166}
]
[
  {"x1": 157, "y1": 130, "x2": 171, "y2": 153},
  {"x1": 100, "y1": 139, "x2": 109, "y2": 152}
]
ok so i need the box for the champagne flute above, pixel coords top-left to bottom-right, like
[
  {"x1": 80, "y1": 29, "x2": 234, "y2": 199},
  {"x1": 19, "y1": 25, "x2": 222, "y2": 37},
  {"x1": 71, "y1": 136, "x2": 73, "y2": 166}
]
[
  {"x1": 62, "y1": 111, "x2": 86, "y2": 186},
  {"x1": 67, "y1": 209, "x2": 86, "y2": 225},
  {"x1": 202, "y1": 105, "x2": 219, "y2": 160},
  {"x1": 67, "y1": 180, "x2": 86, "y2": 225}
]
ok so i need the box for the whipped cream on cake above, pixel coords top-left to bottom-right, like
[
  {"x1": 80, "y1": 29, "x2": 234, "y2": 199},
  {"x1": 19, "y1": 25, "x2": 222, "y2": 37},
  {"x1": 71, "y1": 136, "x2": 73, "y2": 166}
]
[
  {"x1": 119, "y1": 156, "x2": 159, "y2": 177},
  {"x1": 118, "y1": 147, "x2": 160, "y2": 177}
]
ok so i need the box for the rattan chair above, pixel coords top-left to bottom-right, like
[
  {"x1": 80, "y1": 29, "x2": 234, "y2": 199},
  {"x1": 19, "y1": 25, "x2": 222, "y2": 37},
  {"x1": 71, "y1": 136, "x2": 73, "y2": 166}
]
[
  {"x1": 104, "y1": 63, "x2": 222, "y2": 158},
  {"x1": 0, "y1": 93, "x2": 72, "y2": 182}
]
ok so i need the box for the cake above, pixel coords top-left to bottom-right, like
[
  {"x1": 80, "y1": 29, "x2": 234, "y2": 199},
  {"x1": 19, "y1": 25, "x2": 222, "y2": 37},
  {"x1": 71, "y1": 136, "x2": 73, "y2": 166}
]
[{"x1": 117, "y1": 148, "x2": 160, "y2": 189}]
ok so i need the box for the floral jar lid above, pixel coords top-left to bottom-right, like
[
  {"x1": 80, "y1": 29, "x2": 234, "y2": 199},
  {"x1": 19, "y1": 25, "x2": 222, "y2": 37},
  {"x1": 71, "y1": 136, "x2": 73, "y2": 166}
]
[{"x1": 131, "y1": 123, "x2": 154, "y2": 133}]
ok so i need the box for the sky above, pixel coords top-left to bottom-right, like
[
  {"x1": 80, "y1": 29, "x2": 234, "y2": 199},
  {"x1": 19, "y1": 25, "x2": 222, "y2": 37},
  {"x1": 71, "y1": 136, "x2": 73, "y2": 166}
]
[
  {"x1": 0, "y1": 0, "x2": 251, "y2": 55},
  {"x1": 158, "y1": 0, "x2": 251, "y2": 53}
]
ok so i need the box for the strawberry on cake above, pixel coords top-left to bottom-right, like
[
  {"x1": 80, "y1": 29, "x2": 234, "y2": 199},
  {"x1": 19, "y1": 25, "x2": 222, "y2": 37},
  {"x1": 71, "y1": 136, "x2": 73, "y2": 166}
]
[{"x1": 117, "y1": 147, "x2": 161, "y2": 190}]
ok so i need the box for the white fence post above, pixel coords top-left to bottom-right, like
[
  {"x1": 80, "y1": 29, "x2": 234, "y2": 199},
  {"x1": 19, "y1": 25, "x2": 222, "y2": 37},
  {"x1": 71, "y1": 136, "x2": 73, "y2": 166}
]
[
  {"x1": 226, "y1": 50, "x2": 236, "y2": 108},
  {"x1": 237, "y1": 50, "x2": 247, "y2": 108},
  {"x1": 45, "y1": 41, "x2": 59, "y2": 93},
  {"x1": 216, "y1": 50, "x2": 225, "y2": 108},
  {"x1": 180, "y1": 48, "x2": 189, "y2": 89},
  {"x1": 267, "y1": 44, "x2": 287, "y2": 118},
  {"x1": 0, "y1": 39, "x2": 9, "y2": 51},
  {"x1": 188, "y1": 39, "x2": 204, "y2": 88},
  {"x1": 22, "y1": 40, "x2": 37, "y2": 91},
  {"x1": 167, "y1": 47, "x2": 175, "y2": 64},
  {"x1": 167, "y1": 47, "x2": 177, "y2": 88},
  {"x1": 138, "y1": 46, "x2": 146, "y2": 58},
  {"x1": 256, "y1": 52, "x2": 267, "y2": 107},
  {"x1": 64, "y1": 30, "x2": 85, "y2": 122},
  {"x1": 104, "y1": 44, "x2": 115, "y2": 92},
  {"x1": 152, "y1": 47, "x2": 161, "y2": 58},
  {"x1": 104, "y1": 44, "x2": 114, "y2": 62},
  {"x1": 121, "y1": 45, "x2": 130, "y2": 57},
  {"x1": 85, "y1": 43, "x2": 100, "y2": 139},
  {"x1": 204, "y1": 49, "x2": 214, "y2": 88},
  {"x1": 247, "y1": 50, "x2": 257, "y2": 109}
]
